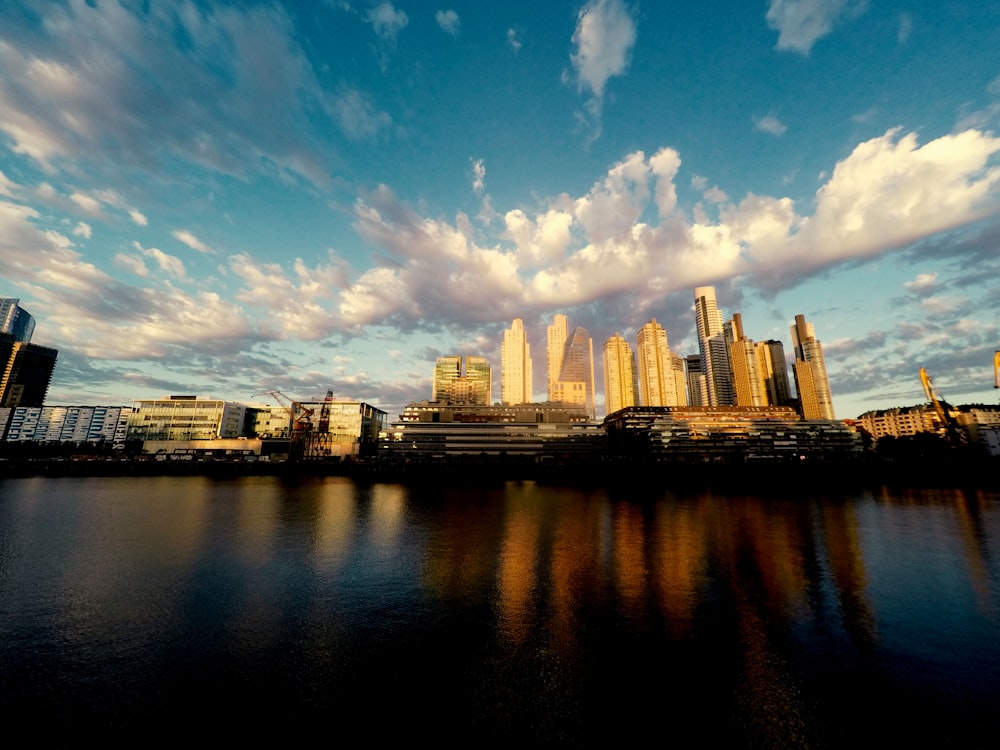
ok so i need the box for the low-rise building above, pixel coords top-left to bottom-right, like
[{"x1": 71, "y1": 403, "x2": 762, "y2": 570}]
[{"x1": 3, "y1": 405, "x2": 129, "y2": 443}]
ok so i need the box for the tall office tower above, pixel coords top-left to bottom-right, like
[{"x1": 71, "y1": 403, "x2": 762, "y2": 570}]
[
  {"x1": 755, "y1": 340, "x2": 791, "y2": 406},
  {"x1": 0, "y1": 299, "x2": 36, "y2": 343},
  {"x1": 790, "y1": 314, "x2": 835, "y2": 420},
  {"x1": 432, "y1": 356, "x2": 462, "y2": 402},
  {"x1": 603, "y1": 333, "x2": 638, "y2": 415},
  {"x1": 636, "y1": 318, "x2": 679, "y2": 406},
  {"x1": 693, "y1": 286, "x2": 734, "y2": 406},
  {"x1": 727, "y1": 313, "x2": 767, "y2": 407},
  {"x1": 553, "y1": 326, "x2": 596, "y2": 418},
  {"x1": 464, "y1": 356, "x2": 493, "y2": 405},
  {"x1": 671, "y1": 352, "x2": 689, "y2": 406},
  {"x1": 0, "y1": 335, "x2": 58, "y2": 408},
  {"x1": 685, "y1": 354, "x2": 708, "y2": 406},
  {"x1": 546, "y1": 313, "x2": 568, "y2": 401},
  {"x1": 501, "y1": 318, "x2": 533, "y2": 405}
]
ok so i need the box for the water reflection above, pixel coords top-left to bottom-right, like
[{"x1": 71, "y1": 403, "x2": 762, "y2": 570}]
[{"x1": 0, "y1": 476, "x2": 996, "y2": 744}]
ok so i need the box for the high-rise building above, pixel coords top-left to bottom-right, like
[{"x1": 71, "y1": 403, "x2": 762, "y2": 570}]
[
  {"x1": 0, "y1": 336, "x2": 58, "y2": 408},
  {"x1": 0, "y1": 299, "x2": 36, "y2": 343},
  {"x1": 755, "y1": 339, "x2": 791, "y2": 406},
  {"x1": 791, "y1": 314, "x2": 835, "y2": 420},
  {"x1": 433, "y1": 355, "x2": 492, "y2": 405},
  {"x1": 693, "y1": 286, "x2": 734, "y2": 406},
  {"x1": 432, "y1": 356, "x2": 462, "y2": 402},
  {"x1": 603, "y1": 333, "x2": 637, "y2": 415},
  {"x1": 727, "y1": 313, "x2": 767, "y2": 407},
  {"x1": 547, "y1": 314, "x2": 568, "y2": 401},
  {"x1": 553, "y1": 326, "x2": 596, "y2": 418},
  {"x1": 685, "y1": 354, "x2": 708, "y2": 406},
  {"x1": 670, "y1": 352, "x2": 689, "y2": 406},
  {"x1": 501, "y1": 318, "x2": 533, "y2": 405},
  {"x1": 636, "y1": 318, "x2": 679, "y2": 406}
]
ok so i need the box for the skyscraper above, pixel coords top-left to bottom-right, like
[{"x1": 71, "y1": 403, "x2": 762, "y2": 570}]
[
  {"x1": 603, "y1": 333, "x2": 637, "y2": 415},
  {"x1": 791, "y1": 314, "x2": 834, "y2": 420},
  {"x1": 755, "y1": 339, "x2": 791, "y2": 406},
  {"x1": 0, "y1": 298, "x2": 36, "y2": 342},
  {"x1": 693, "y1": 286, "x2": 734, "y2": 406},
  {"x1": 432, "y1": 356, "x2": 462, "y2": 402},
  {"x1": 501, "y1": 318, "x2": 533, "y2": 405},
  {"x1": 727, "y1": 313, "x2": 767, "y2": 407},
  {"x1": 552, "y1": 326, "x2": 596, "y2": 418},
  {"x1": 636, "y1": 318, "x2": 679, "y2": 406},
  {"x1": 546, "y1": 314, "x2": 568, "y2": 402},
  {"x1": 0, "y1": 336, "x2": 57, "y2": 408},
  {"x1": 685, "y1": 353, "x2": 708, "y2": 406}
]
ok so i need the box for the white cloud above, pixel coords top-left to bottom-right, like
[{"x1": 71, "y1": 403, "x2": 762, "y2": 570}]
[
  {"x1": 138, "y1": 243, "x2": 186, "y2": 279},
  {"x1": 570, "y1": 0, "x2": 637, "y2": 141},
  {"x1": 507, "y1": 28, "x2": 522, "y2": 52},
  {"x1": 368, "y1": 3, "x2": 408, "y2": 43},
  {"x1": 435, "y1": 10, "x2": 460, "y2": 37},
  {"x1": 325, "y1": 87, "x2": 392, "y2": 140},
  {"x1": 113, "y1": 252, "x2": 148, "y2": 277},
  {"x1": 172, "y1": 229, "x2": 214, "y2": 254},
  {"x1": 766, "y1": 0, "x2": 868, "y2": 54},
  {"x1": 129, "y1": 209, "x2": 148, "y2": 226},
  {"x1": 72, "y1": 222, "x2": 92, "y2": 238},
  {"x1": 471, "y1": 158, "x2": 486, "y2": 194},
  {"x1": 903, "y1": 272, "x2": 938, "y2": 293},
  {"x1": 753, "y1": 114, "x2": 788, "y2": 136},
  {"x1": 70, "y1": 191, "x2": 103, "y2": 216}
]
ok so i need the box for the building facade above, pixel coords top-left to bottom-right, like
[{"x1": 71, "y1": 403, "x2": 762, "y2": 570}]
[
  {"x1": 727, "y1": 313, "x2": 768, "y2": 407},
  {"x1": 693, "y1": 286, "x2": 734, "y2": 406},
  {"x1": 2, "y1": 405, "x2": 128, "y2": 443},
  {"x1": 603, "y1": 333, "x2": 637, "y2": 415},
  {"x1": 501, "y1": 318, "x2": 533, "y2": 405},
  {"x1": 791, "y1": 314, "x2": 835, "y2": 420},
  {"x1": 0, "y1": 336, "x2": 58, "y2": 408},
  {"x1": 554, "y1": 326, "x2": 596, "y2": 418},
  {"x1": 547, "y1": 314, "x2": 568, "y2": 402},
  {"x1": 433, "y1": 355, "x2": 492, "y2": 405},
  {"x1": 636, "y1": 318, "x2": 679, "y2": 407},
  {"x1": 0, "y1": 299, "x2": 36, "y2": 342}
]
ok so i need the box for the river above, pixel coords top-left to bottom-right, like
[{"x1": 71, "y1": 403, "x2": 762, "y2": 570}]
[{"x1": 1, "y1": 475, "x2": 998, "y2": 746}]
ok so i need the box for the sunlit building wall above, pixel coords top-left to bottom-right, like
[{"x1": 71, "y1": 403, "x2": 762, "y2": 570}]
[
  {"x1": 556, "y1": 326, "x2": 596, "y2": 418},
  {"x1": 693, "y1": 286, "x2": 734, "y2": 406},
  {"x1": 636, "y1": 318, "x2": 679, "y2": 407},
  {"x1": 791, "y1": 314, "x2": 835, "y2": 420},
  {"x1": 755, "y1": 339, "x2": 791, "y2": 406},
  {"x1": 603, "y1": 333, "x2": 637, "y2": 415},
  {"x1": 547, "y1": 314, "x2": 568, "y2": 402},
  {"x1": 4, "y1": 405, "x2": 128, "y2": 443},
  {"x1": 727, "y1": 313, "x2": 767, "y2": 407},
  {"x1": 126, "y1": 395, "x2": 247, "y2": 442},
  {"x1": 502, "y1": 318, "x2": 533, "y2": 405}
]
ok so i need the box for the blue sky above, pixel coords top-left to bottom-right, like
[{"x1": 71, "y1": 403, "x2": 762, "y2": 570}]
[{"x1": 1, "y1": 0, "x2": 998, "y2": 419}]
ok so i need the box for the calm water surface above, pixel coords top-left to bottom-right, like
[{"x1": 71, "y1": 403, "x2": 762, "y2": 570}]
[{"x1": 1, "y1": 475, "x2": 998, "y2": 746}]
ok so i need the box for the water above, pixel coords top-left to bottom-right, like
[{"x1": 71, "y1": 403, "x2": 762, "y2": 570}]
[{"x1": 1, "y1": 476, "x2": 998, "y2": 746}]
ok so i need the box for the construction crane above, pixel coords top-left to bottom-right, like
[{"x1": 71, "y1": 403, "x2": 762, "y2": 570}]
[
  {"x1": 919, "y1": 367, "x2": 964, "y2": 444},
  {"x1": 994, "y1": 351, "x2": 999, "y2": 389},
  {"x1": 252, "y1": 390, "x2": 314, "y2": 433},
  {"x1": 317, "y1": 389, "x2": 333, "y2": 434}
]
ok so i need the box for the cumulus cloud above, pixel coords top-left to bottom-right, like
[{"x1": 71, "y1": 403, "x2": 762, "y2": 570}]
[
  {"x1": 903, "y1": 272, "x2": 938, "y2": 294},
  {"x1": 766, "y1": 0, "x2": 868, "y2": 54},
  {"x1": 435, "y1": 10, "x2": 460, "y2": 37},
  {"x1": 753, "y1": 114, "x2": 788, "y2": 136},
  {"x1": 333, "y1": 127, "x2": 1000, "y2": 333},
  {"x1": 570, "y1": 0, "x2": 637, "y2": 141},
  {"x1": 129, "y1": 208, "x2": 148, "y2": 226},
  {"x1": 368, "y1": 2, "x2": 408, "y2": 68},
  {"x1": 72, "y1": 222, "x2": 92, "y2": 238},
  {"x1": 135, "y1": 242, "x2": 186, "y2": 279},
  {"x1": 172, "y1": 230, "x2": 214, "y2": 254}
]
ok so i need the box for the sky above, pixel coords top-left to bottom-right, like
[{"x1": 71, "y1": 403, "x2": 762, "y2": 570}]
[{"x1": 1, "y1": 0, "x2": 998, "y2": 420}]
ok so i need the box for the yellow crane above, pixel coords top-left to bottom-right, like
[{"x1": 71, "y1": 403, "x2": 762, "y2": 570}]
[
  {"x1": 919, "y1": 367, "x2": 964, "y2": 444},
  {"x1": 994, "y1": 351, "x2": 999, "y2": 389}
]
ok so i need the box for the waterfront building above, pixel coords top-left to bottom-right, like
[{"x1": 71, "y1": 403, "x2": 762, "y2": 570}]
[
  {"x1": 0, "y1": 298, "x2": 36, "y2": 342},
  {"x1": 604, "y1": 405, "x2": 863, "y2": 462},
  {"x1": 856, "y1": 405, "x2": 939, "y2": 440},
  {"x1": 791, "y1": 314, "x2": 835, "y2": 420},
  {"x1": 547, "y1": 314, "x2": 568, "y2": 402},
  {"x1": 554, "y1": 326, "x2": 596, "y2": 418},
  {"x1": 291, "y1": 397, "x2": 387, "y2": 459},
  {"x1": 693, "y1": 286, "x2": 734, "y2": 406},
  {"x1": 0, "y1": 335, "x2": 58, "y2": 408},
  {"x1": 433, "y1": 355, "x2": 491, "y2": 405},
  {"x1": 727, "y1": 313, "x2": 767, "y2": 407},
  {"x1": 755, "y1": 340, "x2": 792, "y2": 406},
  {"x1": 636, "y1": 318, "x2": 679, "y2": 406},
  {"x1": 501, "y1": 318, "x2": 533, "y2": 405},
  {"x1": 126, "y1": 395, "x2": 248, "y2": 443},
  {"x1": 603, "y1": 333, "x2": 637, "y2": 415},
  {"x1": 671, "y1": 353, "x2": 689, "y2": 406},
  {"x1": 3, "y1": 405, "x2": 128, "y2": 444}
]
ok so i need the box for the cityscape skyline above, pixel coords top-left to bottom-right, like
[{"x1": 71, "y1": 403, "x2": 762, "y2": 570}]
[{"x1": 0, "y1": 1, "x2": 997, "y2": 420}]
